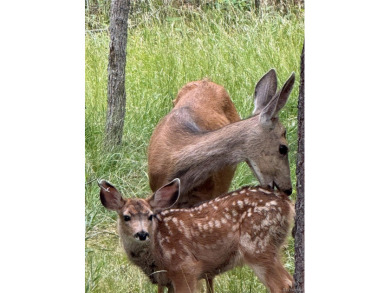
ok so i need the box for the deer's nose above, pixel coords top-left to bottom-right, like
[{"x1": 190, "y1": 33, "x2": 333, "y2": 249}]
[
  {"x1": 284, "y1": 188, "x2": 292, "y2": 195},
  {"x1": 134, "y1": 231, "x2": 149, "y2": 241}
]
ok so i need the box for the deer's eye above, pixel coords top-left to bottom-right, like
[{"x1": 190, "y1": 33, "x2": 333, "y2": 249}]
[
  {"x1": 279, "y1": 145, "x2": 288, "y2": 155},
  {"x1": 148, "y1": 215, "x2": 153, "y2": 221},
  {"x1": 123, "y1": 215, "x2": 131, "y2": 221}
]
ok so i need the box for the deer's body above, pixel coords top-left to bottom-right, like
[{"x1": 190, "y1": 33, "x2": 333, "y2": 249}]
[
  {"x1": 99, "y1": 179, "x2": 295, "y2": 293},
  {"x1": 148, "y1": 70, "x2": 296, "y2": 209},
  {"x1": 148, "y1": 79, "x2": 241, "y2": 207}
]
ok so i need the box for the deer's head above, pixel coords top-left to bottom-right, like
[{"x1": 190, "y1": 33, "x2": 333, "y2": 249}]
[
  {"x1": 99, "y1": 179, "x2": 180, "y2": 242},
  {"x1": 246, "y1": 69, "x2": 295, "y2": 195},
  {"x1": 99, "y1": 180, "x2": 154, "y2": 242}
]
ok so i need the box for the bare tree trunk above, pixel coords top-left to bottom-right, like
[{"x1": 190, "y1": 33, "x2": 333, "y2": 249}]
[
  {"x1": 293, "y1": 42, "x2": 304, "y2": 292},
  {"x1": 105, "y1": 0, "x2": 131, "y2": 147}
]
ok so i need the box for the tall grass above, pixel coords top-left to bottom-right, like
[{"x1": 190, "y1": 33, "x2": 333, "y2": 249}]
[{"x1": 86, "y1": 5, "x2": 303, "y2": 292}]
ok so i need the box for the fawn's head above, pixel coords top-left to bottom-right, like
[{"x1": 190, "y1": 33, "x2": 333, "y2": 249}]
[
  {"x1": 99, "y1": 179, "x2": 180, "y2": 242},
  {"x1": 247, "y1": 69, "x2": 295, "y2": 195},
  {"x1": 99, "y1": 180, "x2": 154, "y2": 242}
]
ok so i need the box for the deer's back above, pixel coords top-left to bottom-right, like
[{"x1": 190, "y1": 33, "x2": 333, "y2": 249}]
[{"x1": 172, "y1": 80, "x2": 240, "y2": 129}]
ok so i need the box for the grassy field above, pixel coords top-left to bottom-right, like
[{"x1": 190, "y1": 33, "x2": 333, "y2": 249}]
[{"x1": 85, "y1": 5, "x2": 304, "y2": 292}]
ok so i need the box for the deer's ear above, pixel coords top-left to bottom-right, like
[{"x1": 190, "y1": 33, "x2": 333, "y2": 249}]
[
  {"x1": 98, "y1": 180, "x2": 125, "y2": 211},
  {"x1": 259, "y1": 72, "x2": 295, "y2": 125},
  {"x1": 148, "y1": 178, "x2": 180, "y2": 212},
  {"x1": 253, "y1": 69, "x2": 278, "y2": 115},
  {"x1": 274, "y1": 72, "x2": 295, "y2": 115}
]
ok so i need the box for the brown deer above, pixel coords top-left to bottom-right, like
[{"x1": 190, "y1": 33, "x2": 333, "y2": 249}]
[
  {"x1": 148, "y1": 69, "x2": 295, "y2": 208},
  {"x1": 99, "y1": 178, "x2": 295, "y2": 293}
]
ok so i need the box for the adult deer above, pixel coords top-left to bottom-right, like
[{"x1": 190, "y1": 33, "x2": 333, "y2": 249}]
[
  {"x1": 148, "y1": 69, "x2": 295, "y2": 208},
  {"x1": 99, "y1": 178, "x2": 295, "y2": 293}
]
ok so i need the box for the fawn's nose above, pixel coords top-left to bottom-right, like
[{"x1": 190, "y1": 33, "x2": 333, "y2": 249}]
[
  {"x1": 284, "y1": 188, "x2": 292, "y2": 196},
  {"x1": 134, "y1": 231, "x2": 149, "y2": 241}
]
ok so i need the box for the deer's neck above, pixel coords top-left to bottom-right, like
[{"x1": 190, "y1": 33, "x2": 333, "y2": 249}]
[{"x1": 171, "y1": 116, "x2": 259, "y2": 196}]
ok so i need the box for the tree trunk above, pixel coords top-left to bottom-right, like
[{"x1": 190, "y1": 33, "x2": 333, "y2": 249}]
[
  {"x1": 254, "y1": 0, "x2": 260, "y2": 13},
  {"x1": 105, "y1": 0, "x2": 131, "y2": 147},
  {"x1": 294, "y1": 42, "x2": 304, "y2": 292}
]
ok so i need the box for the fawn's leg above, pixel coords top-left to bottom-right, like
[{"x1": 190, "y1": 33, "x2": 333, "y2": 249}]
[
  {"x1": 170, "y1": 273, "x2": 198, "y2": 293},
  {"x1": 254, "y1": 261, "x2": 293, "y2": 293},
  {"x1": 245, "y1": 252, "x2": 290, "y2": 293},
  {"x1": 274, "y1": 259, "x2": 294, "y2": 291},
  {"x1": 249, "y1": 263, "x2": 284, "y2": 293},
  {"x1": 167, "y1": 284, "x2": 174, "y2": 293},
  {"x1": 205, "y1": 276, "x2": 213, "y2": 293}
]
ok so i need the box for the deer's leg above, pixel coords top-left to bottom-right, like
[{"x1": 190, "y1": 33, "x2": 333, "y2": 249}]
[
  {"x1": 249, "y1": 264, "x2": 282, "y2": 293},
  {"x1": 205, "y1": 276, "x2": 214, "y2": 293},
  {"x1": 248, "y1": 259, "x2": 292, "y2": 293},
  {"x1": 170, "y1": 273, "x2": 198, "y2": 293},
  {"x1": 243, "y1": 250, "x2": 289, "y2": 293},
  {"x1": 167, "y1": 284, "x2": 174, "y2": 293},
  {"x1": 157, "y1": 285, "x2": 164, "y2": 293},
  {"x1": 273, "y1": 259, "x2": 294, "y2": 291}
]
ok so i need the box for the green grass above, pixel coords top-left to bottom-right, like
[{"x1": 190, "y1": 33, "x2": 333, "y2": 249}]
[{"x1": 86, "y1": 5, "x2": 303, "y2": 292}]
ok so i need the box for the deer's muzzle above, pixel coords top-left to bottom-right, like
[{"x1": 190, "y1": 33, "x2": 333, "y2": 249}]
[{"x1": 134, "y1": 231, "x2": 149, "y2": 241}]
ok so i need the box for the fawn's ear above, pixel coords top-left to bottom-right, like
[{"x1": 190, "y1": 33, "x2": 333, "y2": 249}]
[
  {"x1": 98, "y1": 180, "x2": 126, "y2": 211},
  {"x1": 148, "y1": 178, "x2": 180, "y2": 212}
]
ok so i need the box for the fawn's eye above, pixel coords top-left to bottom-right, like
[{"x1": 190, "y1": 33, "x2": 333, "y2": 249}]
[
  {"x1": 148, "y1": 215, "x2": 153, "y2": 221},
  {"x1": 123, "y1": 215, "x2": 131, "y2": 221},
  {"x1": 279, "y1": 145, "x2": 288, "y2": 155}
]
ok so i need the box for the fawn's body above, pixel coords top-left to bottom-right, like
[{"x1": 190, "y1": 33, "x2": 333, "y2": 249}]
[{"x1": 100, "y1": 179, "x2": 294, "y2": 293}]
